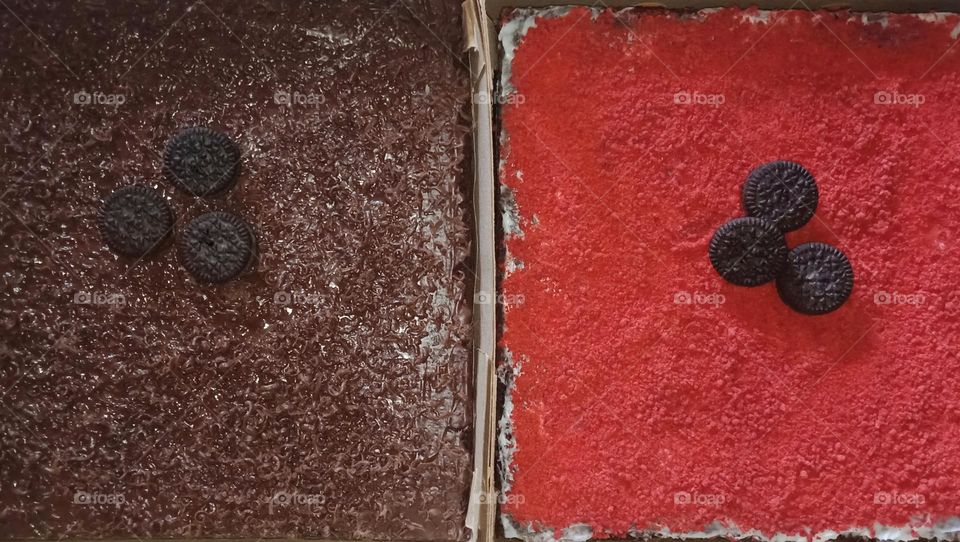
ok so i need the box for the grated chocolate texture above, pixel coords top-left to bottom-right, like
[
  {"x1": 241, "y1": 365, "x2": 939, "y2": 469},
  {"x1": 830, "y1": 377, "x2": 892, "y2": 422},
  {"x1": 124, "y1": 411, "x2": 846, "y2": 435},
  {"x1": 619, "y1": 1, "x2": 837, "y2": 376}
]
[{"x1": 0, "y1": 0, "x2": 473, "y2": 539}]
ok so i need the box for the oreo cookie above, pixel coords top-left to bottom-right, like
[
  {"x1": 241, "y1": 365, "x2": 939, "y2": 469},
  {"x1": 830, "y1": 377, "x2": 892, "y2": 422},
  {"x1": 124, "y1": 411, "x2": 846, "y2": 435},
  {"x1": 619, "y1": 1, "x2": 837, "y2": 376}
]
[
  {"x1": 777, "y1": 242, "x2": 854, "y2": 315},
  {"x1": 743, "y1": 160, "x2": 819, "y2": 232},
  {"x1": 180, "y1": 212, "x2": 255, "y2": 283},
  {"x1": 709, "y1": 217, "x2": 787, "y2": 287},
  {"x1": 98, "y1": 185, "x2": 174, "y2": 257},
  {"x1": 163, "y1": 127, "x2": 240, "y2": 196}
]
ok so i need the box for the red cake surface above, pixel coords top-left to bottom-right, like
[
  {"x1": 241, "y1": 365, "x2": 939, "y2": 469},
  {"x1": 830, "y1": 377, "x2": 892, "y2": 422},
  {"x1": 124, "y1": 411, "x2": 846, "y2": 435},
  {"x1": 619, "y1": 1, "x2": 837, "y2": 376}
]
[{"x1": 499, "y1": 7, "x2": 960, "y2": 540}]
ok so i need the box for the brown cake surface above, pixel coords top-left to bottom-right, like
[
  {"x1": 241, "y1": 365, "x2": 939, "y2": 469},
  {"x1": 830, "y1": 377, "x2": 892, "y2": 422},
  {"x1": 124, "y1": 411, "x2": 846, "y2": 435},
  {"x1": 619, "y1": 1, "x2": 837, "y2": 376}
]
[{"x1": 0, "y1": 1, "x2": 472, "y2": 539}]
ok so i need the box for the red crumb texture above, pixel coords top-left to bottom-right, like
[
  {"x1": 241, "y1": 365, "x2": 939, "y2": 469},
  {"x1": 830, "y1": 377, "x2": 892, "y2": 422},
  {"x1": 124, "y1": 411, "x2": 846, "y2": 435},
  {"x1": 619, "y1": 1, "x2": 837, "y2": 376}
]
[{"x1": 500, "y1": 7, "x2": 960, "y2": 539}]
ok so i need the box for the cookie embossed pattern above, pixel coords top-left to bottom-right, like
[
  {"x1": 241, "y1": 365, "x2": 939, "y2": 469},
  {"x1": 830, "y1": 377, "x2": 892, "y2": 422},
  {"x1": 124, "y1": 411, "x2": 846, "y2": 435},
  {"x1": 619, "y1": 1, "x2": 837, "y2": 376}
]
[
  {"x1": 710, "y1": 160, "x2": 853, "y2": 315},
  {"x1": 497, "y1": 6, "x2": 960, "y2": 542}
]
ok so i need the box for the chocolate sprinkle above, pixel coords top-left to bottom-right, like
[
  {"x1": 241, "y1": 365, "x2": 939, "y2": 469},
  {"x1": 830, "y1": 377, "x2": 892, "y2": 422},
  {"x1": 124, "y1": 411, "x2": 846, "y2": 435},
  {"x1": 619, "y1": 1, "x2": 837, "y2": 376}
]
[
  {"x1": 709, "y1": 217, "x2": 788, "y2": 286},
  {"x1": 777, "y1": 242, "x2": 854, "y2": 315},
  {"x1": 98, "y1": 185, "x2": 174, "y2": 257},
  {"x1": 163, "y1": 126, "x2": 240, "y2": 196},
  {"x1": 0, "y1": 1, "x2": 471, "y2": 539},
  {"x1": 742, "y1": 160, "x2": 819, "y2": 232},
  {"x1": 180, "y1": 212, "x2": 255, "y2": 283}
]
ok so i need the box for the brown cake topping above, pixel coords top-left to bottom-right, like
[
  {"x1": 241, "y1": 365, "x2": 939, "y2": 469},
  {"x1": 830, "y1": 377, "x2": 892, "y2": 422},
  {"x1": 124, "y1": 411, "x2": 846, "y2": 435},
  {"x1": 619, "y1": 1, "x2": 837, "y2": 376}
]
[{"x1": 0, "y1": 1, "x2": 472, "y2": 539}]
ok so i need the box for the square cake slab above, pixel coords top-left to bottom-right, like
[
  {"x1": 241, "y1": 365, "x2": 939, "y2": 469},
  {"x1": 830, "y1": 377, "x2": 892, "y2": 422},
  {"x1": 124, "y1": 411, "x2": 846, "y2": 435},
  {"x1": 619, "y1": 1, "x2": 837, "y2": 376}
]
[
  {"x1": 0, "y1": 1, "x2": 473, "y2": 539},
  {"x1": 498, "y1": 7, "x2": 960, "y2": 541}
]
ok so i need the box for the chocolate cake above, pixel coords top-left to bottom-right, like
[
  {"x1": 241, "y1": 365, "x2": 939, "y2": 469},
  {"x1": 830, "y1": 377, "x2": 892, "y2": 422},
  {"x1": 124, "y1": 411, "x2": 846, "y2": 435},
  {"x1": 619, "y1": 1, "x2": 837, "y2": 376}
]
[
  {"x1": 498, "y1": 6, "x2": 960, "y2": 542},
  {"x1": 0, "y1": 1, "x2": 473, "y2": 539}
]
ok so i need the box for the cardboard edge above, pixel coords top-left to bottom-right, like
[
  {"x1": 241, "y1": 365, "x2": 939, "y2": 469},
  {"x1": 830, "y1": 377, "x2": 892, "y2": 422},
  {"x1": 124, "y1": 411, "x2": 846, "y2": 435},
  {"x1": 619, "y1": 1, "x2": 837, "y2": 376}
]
[{"x1": 463, "y1": 2, "x2": 498, "y2": 542}]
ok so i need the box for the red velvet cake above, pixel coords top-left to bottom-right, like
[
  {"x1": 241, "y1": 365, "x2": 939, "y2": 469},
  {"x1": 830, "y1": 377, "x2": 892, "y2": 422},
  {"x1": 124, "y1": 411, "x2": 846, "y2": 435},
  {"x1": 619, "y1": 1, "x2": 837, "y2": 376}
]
[{"x1": 498, "y1": 7, "x2": 960, "y2": 541}]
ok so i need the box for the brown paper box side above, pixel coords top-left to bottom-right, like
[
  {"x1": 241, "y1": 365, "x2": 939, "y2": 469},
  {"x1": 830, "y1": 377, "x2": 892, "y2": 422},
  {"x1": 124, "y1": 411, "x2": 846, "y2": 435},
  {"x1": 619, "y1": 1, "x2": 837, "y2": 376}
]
[{"x1": 463, "y1": 1, "x2": 499, "y2": 542}]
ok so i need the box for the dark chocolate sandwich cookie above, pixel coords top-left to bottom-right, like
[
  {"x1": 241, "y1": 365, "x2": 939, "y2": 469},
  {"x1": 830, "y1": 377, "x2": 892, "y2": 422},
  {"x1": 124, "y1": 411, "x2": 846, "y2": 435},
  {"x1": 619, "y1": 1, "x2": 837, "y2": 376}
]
[
  {"x1": 180, "y1": 212, "x2": 255, "y2": 283},
  {"x1": 98, "y1": 185, "x2": 174, "y2": 257},
  {"x1": 777, "y1": 242, "x2": 853, "y2": 315},
  {"x1": 163, "y1": 127, "x2": 240, "y2": 196},
  {"x1": 709, "y1": 216, "x2": 787, "y2": 286},
  {"x1": 743, "y1": 160, "x2": 818, "y2": 232}
]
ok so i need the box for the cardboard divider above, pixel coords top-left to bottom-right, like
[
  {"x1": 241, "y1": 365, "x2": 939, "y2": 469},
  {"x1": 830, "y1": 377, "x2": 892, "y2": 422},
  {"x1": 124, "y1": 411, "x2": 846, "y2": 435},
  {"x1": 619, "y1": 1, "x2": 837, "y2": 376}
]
[{"x1": 463, "y1": 2, "x2": 498, "y2": 542}]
